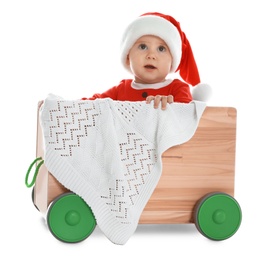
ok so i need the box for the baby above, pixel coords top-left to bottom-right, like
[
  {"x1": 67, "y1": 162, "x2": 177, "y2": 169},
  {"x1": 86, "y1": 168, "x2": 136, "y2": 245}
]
[{"x1": 82, "y1": 12, "x2": 209, "y2": 109}]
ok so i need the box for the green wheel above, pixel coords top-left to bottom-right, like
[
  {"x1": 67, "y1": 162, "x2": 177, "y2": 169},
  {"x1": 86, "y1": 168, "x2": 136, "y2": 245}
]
[
  {"x1": 47, "y1": 192, "x2": 96, "y2": 243},
  {"x1": 194, "y1": 192, "x2": 242, "y2": 241}
]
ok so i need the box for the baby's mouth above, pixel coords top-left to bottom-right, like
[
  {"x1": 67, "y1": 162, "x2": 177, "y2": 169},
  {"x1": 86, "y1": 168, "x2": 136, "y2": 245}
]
[{"x1": 144, "y1": 64, "x2": 156, "y2": 69}]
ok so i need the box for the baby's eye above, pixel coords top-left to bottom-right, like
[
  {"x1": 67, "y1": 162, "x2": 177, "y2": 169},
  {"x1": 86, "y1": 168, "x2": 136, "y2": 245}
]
[
  {"x1": 138, "y1": 44, "x2": 147, "y2": 50},
  {"x1": 158, "y1": 45, "x2": 167, "y2": 52}
]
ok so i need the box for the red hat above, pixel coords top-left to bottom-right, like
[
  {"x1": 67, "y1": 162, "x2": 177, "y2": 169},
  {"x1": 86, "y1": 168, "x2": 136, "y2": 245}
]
[{"x1": 120, "y1": 12, "x2": 201, "y2": 86}]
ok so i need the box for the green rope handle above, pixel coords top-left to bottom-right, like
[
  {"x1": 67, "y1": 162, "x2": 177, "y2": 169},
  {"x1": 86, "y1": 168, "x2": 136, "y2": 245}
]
[{"x1": 25, "y1": 157, "x2": 44, "y2": 188}]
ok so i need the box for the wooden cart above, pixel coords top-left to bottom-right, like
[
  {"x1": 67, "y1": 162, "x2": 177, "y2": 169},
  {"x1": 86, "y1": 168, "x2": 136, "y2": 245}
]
[{"x1": 26, "y1": 103, "x2": 242, "y2": 243}]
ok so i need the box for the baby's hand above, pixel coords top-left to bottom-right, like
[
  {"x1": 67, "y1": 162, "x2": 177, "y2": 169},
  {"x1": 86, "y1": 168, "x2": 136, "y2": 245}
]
[{"x1": 146, "y1": 95, "x2": 174, "y2": 110}]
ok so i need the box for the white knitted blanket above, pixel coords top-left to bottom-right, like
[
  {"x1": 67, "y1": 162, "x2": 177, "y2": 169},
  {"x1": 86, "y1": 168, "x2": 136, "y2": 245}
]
[{"x1": 40, "y1": 94, "x2": 206, "y2": 244}]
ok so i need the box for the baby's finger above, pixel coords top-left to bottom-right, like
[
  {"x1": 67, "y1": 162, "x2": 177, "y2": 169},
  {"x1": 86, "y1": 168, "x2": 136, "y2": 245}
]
[
  {"x1": 154, "y1": 95, "x2": 162, "y2": 109},
  {"x1": 161, "y1": 96, "x2": 168, "y2": 110},
  {"x1": 146, "y1": 96, "x2": 154, "y2": 104},
  {"x1": 167, "y1": 95, "x2": 174, "y2": 104}
]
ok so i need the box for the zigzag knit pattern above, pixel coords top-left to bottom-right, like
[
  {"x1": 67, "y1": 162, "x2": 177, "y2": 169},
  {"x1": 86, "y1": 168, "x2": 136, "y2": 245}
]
[{"x1": 40, "y1": 94, "x2": 206, "y2": 244}]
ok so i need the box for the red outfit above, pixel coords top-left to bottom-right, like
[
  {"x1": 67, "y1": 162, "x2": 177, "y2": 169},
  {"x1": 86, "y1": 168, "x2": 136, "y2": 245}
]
[{"x1": 82, "y1": 79, "x2": 192, "y2": 103}]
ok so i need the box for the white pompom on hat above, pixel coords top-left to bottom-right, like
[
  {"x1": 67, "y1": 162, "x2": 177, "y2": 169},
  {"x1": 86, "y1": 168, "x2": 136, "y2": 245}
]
[
  {"x1": 120, "y1": 12, "x2": 212, "y2": 101},
  {"x1": 191, "y1": 83, "x2": 212, "y2": 102}
]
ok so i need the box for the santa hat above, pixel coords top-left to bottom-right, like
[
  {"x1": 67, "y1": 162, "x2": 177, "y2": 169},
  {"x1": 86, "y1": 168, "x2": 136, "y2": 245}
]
[{"x1": 120, "y1": 12, "x2": 212, "y2": 101}]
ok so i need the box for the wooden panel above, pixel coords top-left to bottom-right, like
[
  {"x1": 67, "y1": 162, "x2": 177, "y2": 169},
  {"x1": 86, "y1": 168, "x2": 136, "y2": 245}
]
[
  {"x1": 139, "y1": 107, "x2": 237, "y2": 223},
  {"x1": 34, "y1": 101, "x2": 49, "y2": 214},
  {"x1": 47, "y1": 173, "x2": 69, "y2": 205}
]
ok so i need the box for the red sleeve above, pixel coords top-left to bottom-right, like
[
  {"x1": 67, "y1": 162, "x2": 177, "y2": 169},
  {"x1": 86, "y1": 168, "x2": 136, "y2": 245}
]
[
  {"x1": 81, "y1": 80, "x2": 126, "y2": 100},
  {"x1": 171, "y1": 79, "x2": 192, "y2": 103}
]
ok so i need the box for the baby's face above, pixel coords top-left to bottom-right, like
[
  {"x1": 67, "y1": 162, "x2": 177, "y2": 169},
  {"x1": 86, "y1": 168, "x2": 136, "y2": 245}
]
[{"x1": 126, "y1": 35, "x2": 173, "y2": 84}]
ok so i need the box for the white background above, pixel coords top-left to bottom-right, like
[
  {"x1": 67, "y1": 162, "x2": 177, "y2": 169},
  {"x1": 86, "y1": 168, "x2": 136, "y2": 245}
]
[{"x1": 1, "y1": 0, "x2": 272, "y2": 259}]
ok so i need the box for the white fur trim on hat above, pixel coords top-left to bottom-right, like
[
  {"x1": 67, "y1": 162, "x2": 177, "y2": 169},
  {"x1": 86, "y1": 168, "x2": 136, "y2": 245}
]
[{"x1": 120, "y1": 15, "x2": 182, "y2": 73}]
